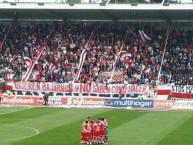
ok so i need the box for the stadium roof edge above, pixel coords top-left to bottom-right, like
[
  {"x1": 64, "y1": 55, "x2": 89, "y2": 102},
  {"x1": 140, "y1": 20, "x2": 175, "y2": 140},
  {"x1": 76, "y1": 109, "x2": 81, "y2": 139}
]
[
  {"x1": 0, "y1": 3, "x2": 193, "y2": 10},
  {"x1": 0, "y1": 3, "x2": 193, "y2": 21}
]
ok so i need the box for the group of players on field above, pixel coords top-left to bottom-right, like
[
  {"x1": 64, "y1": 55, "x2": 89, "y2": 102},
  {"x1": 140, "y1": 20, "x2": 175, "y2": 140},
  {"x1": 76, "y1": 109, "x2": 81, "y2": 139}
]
[{"x1": 80, "y1": 117, "x2": 109, "y2": 144}]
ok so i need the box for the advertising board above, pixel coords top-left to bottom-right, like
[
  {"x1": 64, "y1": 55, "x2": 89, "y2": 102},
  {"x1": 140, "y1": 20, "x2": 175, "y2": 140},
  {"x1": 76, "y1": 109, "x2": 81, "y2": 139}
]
[{"x1": 105, "y1": 99, "x2": 153, "y2": 108}]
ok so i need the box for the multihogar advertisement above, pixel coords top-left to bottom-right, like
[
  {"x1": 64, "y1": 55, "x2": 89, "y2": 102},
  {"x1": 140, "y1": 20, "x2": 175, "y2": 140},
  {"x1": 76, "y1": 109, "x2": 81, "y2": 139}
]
[{"x1": 104, "y1": 99, "x2": 154, "y2": 108}]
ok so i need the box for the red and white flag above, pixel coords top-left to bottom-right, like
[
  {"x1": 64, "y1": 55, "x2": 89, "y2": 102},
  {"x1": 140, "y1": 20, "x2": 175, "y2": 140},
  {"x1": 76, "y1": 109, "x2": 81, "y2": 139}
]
[
  {"x1": 120, "y1": 52, "x2": 131, "y2": 61},
  {"x1": 49, "y1": 63, "x2": 56, "y2": 71},
  {"x1": 139, "y1": 30, "x2": 151, "y2": 42},
  {"x1": 22, "y1": 57, "x2": 33, "y2": 81},
  {"x1": 22, "y1": 46, "x2": 46, "y2": 81},
  {"x1": 156, "y1": 85, "x2": 171, "y2": 100},
  {"x1": 23, "y1": 57, "x2": 32, "y2": 68},
  {"x1": 73, "y1": 49, "x2": 87, "y2": 82},
  {"x1": 109, "y1": 45, "x2": 124, "y2": 81},
  {"x1": 112, "y1": 45, "x2": 124, "y2": 71}
]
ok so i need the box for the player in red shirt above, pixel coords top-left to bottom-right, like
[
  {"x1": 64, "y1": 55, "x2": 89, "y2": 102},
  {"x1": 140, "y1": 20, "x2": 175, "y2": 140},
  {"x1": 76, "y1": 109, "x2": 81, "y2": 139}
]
[
  {"x1": 92, "y1": 120, "x2": 100, "y2": 144},
  {"x1": 85, "y1": 120, "x2": 92, "y2": 144},
  {"x1": 101, "y1": 116, "x2": 109, "y2": 144},
  {"x1": 80, "y1": 122, "x2": 87, "y2": 144},
  {"x1": 80, "y1": 117, "x2": 109, "y2": 144},
  {"x1": 90, "y1": 120, "x2": 94, "y2": 142},
  {"x1": 98, "y1": 118, "x2": 105, "y2": 144},
  {"x1": 81, "y1": 117, "x2": 92, "y2": 144}
]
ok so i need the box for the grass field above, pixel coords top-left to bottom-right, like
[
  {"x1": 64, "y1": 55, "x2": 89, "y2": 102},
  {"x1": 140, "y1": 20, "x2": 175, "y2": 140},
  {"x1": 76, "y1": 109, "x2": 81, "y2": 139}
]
[{"x1": 0, "y1": 107, "x2": 193, "y2": 145}]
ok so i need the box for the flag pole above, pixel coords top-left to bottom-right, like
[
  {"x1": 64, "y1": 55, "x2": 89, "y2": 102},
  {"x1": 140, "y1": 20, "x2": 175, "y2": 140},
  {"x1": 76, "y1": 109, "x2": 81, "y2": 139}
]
[
  {"x1": 109, "y1": 44, "x2": 124, "y2": 82},
  {"x1": 157, "y1": 20, "x2": 171, "y2": 84},
  {"x1": 22, "y1": 22, "x2": 56, "y2": 81},
  {"x1": 72, "y1": 24, "x2": 97, "y2": 83},
  {"x1": 1, "y1": 24, "x2": 11, "y2": 48}
]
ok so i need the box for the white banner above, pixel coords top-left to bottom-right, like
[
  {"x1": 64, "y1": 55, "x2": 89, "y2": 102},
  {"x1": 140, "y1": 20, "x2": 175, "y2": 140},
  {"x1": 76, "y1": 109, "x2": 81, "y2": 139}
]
[
  {"x1": 102, "y1": 71, "x2": 124, "y2": 80},
  {"x1": 171, "y1": 85, "x2": 193, "y2": 93},
  {"x1": 8, "y1": 82, "x2": 149, "y2": 95}
]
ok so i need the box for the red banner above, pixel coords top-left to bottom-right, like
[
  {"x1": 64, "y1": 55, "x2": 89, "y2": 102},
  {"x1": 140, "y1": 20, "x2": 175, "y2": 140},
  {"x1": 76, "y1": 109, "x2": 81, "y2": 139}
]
[{"x1": 171, "y1": 93, "x2": 193, "y2": 99}]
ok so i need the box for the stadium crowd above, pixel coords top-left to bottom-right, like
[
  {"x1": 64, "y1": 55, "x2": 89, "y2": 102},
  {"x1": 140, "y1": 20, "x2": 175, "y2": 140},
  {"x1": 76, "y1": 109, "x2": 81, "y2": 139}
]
[{"x1": 0, "y1": 22, "x2": 192, "y2": 85}]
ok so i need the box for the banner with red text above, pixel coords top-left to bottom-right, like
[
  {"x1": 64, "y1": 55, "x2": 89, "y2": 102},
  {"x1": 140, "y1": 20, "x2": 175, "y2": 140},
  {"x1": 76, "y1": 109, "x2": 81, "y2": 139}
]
[
  {"x1": 8, "y1": 82, "x2": 149, "y2": 95},
  {"x1": 171, "y1": 85, "x2": 193, "y2": 99}
]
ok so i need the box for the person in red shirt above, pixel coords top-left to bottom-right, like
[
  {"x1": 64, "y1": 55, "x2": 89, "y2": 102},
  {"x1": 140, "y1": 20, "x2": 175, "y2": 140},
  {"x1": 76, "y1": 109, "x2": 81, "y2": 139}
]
[
  {"x1": 119, "y1": 88, "x2": 123, "y2": 99},
  {"x1": 101, "y1": 116, "x2": 109, "y2": 144},
  {"x1": 98, "y1": 118, "x2": 105, "y2": 144},
  {"x1": 90, "y1": 120, "x2": 94, "y2": 142},
  {"x1": 84, "y1": 120, "x2": 92, "y2": 144},
  {"x1": 93, "y1": 120, "x2": 100, "y2": 144},
  {"x1": 81, "y1": 117, "x2": 93, "y2": 144},
  {"x1": 80, "y1": 122, "x2": 87, "y2": 144}
]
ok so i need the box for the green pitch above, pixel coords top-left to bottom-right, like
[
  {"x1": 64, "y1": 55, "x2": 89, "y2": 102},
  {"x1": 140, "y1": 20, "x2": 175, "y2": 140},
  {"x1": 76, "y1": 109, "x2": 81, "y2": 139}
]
[{"x1": 0, "y1": 107, "x2": 193, "y2": 145}]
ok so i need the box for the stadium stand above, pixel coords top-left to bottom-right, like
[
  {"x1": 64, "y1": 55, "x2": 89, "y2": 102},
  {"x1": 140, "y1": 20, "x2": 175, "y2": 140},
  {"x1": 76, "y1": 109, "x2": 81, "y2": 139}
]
[{"x1": 0, "y1": 22, "x2": 192, "y2": 85}]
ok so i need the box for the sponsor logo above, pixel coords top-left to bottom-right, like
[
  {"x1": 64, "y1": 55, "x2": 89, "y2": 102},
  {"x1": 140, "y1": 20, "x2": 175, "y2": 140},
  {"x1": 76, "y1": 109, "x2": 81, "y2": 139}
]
[
  {"x1": 153, "y1": 100, "x2": 193, "y2": 109},
  {"x1": 2, "y1": 97, "x2": 34, "y2": 104},
  {"x1": 66, "y1": 98, "x2": 105, "y2": 106},
  {"x1": 105, "y1": 99, "x2": 153, "y2": 108},
  {"x1": 105, "y1": 99, "x2": 114, "y2": 106},
  {"x1": 48, "y1": 97, "x2": 62, "y2": 106},
  {"x1": 153, "y1": 100, "x2": 174, "y2": 109}
]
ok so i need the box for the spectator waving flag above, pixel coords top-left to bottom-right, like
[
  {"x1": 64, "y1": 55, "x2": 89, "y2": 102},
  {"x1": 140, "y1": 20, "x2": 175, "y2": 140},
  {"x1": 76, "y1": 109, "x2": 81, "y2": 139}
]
[
  {"x1": 23, "y1": 57, "x2": 32, "y2": 67},
  {"x1": 139, "y1": 30, "x2": 151, "y2": 42},
  {"x1": 72, "y1": 25, "x2": 96, "y2": 83},
  {"x1": 110, "y1": 45, "x2": 124, "y2": 80},
  {"x1": 120, "y1": 52, "x2": 131, "y2": 61},
  {"x1": 49, "y1": 63, "x2": 56, "y2": 71},
  {"x1": 73, "y1": 49, "x2": 87, "y2": 82},
  {"x1": 22, "y1": 57, "x2": 33, "y2": 81},
  {"x1": 22, "y1": 46, "x2": 46, "y2": 81},
  {"x1": 112, "y1": 45, "x2": 124, "y2": 70}
]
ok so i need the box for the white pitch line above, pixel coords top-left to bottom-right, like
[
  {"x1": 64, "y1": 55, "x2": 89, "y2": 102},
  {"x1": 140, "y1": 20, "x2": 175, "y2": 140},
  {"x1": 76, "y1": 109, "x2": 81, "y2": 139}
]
[
  {"x1": 0, "y1": 124, "x2": 40, "y2": 142},
  {"x1": 0, "y1": 107, "x2": 33, "y2": 116}
]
